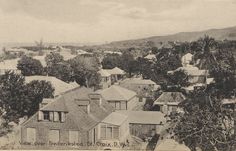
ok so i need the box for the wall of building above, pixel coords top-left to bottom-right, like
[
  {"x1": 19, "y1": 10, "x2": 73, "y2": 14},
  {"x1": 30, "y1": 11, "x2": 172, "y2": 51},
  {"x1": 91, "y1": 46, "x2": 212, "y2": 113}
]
[{"x1": 127, "y1": 96, "x2": 138, "y2": 110}]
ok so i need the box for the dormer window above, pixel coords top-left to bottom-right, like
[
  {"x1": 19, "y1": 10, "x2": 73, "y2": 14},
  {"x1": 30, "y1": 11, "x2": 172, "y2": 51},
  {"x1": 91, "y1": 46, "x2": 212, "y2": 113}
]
[
  {"x1": 43, "y1": 111, "x2": 50, "y2": 121},
  {"x1": 38, "y1": 111, "x2": 66, "y2": 122},
  {"x1": 75, "y1": 100, "x2": 90, "y2": 114}
]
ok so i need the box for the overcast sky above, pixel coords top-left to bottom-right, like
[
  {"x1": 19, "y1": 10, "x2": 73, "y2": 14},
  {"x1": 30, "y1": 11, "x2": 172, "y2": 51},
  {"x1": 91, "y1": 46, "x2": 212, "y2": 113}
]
[{"x1": 0, "y1": 0, "x2": 236, "y2": 44}]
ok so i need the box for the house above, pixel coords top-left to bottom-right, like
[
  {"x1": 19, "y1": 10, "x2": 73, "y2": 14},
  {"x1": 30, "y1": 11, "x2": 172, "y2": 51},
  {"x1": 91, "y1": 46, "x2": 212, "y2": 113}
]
[
  {"x1": 0, "y1": 58, "x2": 21, "y2": 75},
  {"x1": 144, "y1": 54, "x2": 157, "y2": 62},
  {"x1": 222, "y1": 98, "x2": 236, "y2": 110},
  {"x1": 153, "y1": 92, "x2": 186, "y2": 115},
  {"x1": 118, "y1": 111, "x2": 166, "y2": 139},
  {"x1": 119, "y1": 78, "x2": 159, "y2": 101},
  {"x1": 181, "y1": 53, "x2": 193, "y2": 67},
  {"x1": 99, "y1": 112, "x2": 129, "y2": 142},
  {"x1": 155, "y1": 139, "x2": 191, "y2": 151},
  {"x1": 25, "y1": 76, "x2": 79, "y2": 97},
  {"x1": 20, "y1": 87, "x2": 121, "y2": 148},
  {"x1": 96, "y1": 85, "x2": 138, "y2": 111},
  {"x1": 106, "y1": 67, "x2": 125, "y2": 84},
  {"x1": 98, "y1": 69, "x2": 112, "y2": 89},
  {"x1": 5, "y1": 48, "x2": 28, "y2": 56}
]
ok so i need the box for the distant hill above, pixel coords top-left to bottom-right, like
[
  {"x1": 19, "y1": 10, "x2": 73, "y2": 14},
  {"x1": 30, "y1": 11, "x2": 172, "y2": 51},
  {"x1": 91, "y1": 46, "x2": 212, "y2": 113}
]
[{"x1": 85, "y1": 25, "x2": 236, "y2": 50}]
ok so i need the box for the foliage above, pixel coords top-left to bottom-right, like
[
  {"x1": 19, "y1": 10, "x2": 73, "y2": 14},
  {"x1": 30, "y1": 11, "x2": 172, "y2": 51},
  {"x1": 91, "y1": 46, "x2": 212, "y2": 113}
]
[
  {"x1": 17, "y1": 55, "x2": 44, "y2": 76},
  {"x1": 167, "y1": 70, "x2": 190, "y2": 87},
  {"x1": 101, "y1": 54, "x2": 122, "y2": 69},
  {"x1": 47, "y1": 62, "x2": 73, "y2": 83},
  {"x1": 68, "y1": 55, "x2": 101, "y2": 88},
  {"x1": 0, "y1": 71, "x2": 54, "y2": 126},
  {"x1": 45, "y1": 52, "x2": 64, "y2": 67},
  {"x1": 25, "y1": 80, "x2": 54, "y2": 116},
  {"x1": 174, "y1": 89, "x2": 235, "y2": 151},
  {"x1": 0, "y1": 71, "x2": 27, "y2": 124}
]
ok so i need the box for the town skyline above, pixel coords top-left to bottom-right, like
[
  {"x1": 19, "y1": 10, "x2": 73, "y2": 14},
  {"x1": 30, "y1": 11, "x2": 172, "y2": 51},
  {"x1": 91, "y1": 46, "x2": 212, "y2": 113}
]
[{"x1": 0, "y1": 0, "x2": 236, "y2": 44}]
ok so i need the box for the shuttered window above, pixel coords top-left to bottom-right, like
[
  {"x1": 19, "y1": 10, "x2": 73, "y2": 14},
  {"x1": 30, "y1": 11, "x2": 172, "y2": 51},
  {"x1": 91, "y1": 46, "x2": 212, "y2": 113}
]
[
  {"x1": 54, "y1": 112, "x2": 59, "y2": 122},
  {"x1": 49, "y1": 112, "x2": 54, "y2": 121},
  {"x1": 121, "y1": 102, "x2": 127, "y2": 110},
  {"x1": 106, "y1": 127, "x2": 112, "y2": 139},
  {"x1": 69, "y1": 130, "x2": 79, "y2": 143},
  {"x1": 49, "y1": 130, "x2": 60, "y2": 143},
  {"x1": 61, "y1": 112, "x2": 65, "y2": 122},
  {"x1": 26, "y1": 128, "x2": 36, "y2": 143},
  {"x1": 38, "y1": 111, "x2": 43, "y2": 121},
  {"x1": 113, "y1": 127, "x2": 119, "y2": 139},
  {"x1": 101, "y1": 126, "x2": 106, "y2": 139}
]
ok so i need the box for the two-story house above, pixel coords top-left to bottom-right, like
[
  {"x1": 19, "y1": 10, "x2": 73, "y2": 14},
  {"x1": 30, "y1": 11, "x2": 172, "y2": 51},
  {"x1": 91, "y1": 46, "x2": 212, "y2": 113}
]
[
  {"x1": 95, "y1": 85, "x2": 138, "y2": 111},
  {"x1": 98, "y1": 69, "x2": 112, "y2": 89},
  {"x1": 20, "y1": 87, "x2": 130, "y2": 148},
  {"x1": 153, "y1": 92, "x2": 186, "y2": 115}
]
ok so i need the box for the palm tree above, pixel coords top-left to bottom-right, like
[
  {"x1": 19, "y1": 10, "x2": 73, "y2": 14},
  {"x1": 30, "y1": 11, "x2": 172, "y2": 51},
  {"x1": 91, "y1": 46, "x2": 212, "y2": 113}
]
[{"x1": 193, "y1": 35, "x2": 218, "y2": 70}]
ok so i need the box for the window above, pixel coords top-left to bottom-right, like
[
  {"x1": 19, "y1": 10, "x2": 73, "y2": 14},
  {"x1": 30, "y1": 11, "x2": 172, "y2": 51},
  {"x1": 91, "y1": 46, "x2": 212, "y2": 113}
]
[
  {"x1": 115, "y1": 102, "x2": 121, "y2": 110},
  {"x1": 43, "y1": 111, "x2": 50, "y2": 121},
  {"x1": 106, "y1": 127, "x2": 112, "y2": 139},
  {"x1": 49, "y1": 130, "x2": 60, "y2": 143},
  {"x1": 121, "y1": 102, "x2": 127, "y2": 110},
  {"x1": 26, "y1": 128, "x2": 36, "y2": 143},
  {"x1": 54, "y1": 112, "x2": 59, "y2": 122},
  {"x1": 69, "y1": 130, "x2": 79, "y2": 143},
  {"x1": 101, "y1": 126, "x2": 106, "y2": 139}
]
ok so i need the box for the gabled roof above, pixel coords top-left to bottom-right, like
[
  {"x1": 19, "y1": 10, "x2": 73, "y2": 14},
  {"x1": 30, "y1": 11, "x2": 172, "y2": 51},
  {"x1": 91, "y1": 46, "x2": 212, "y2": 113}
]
[
  {"x1": 106, "y1": 67, "x2": 125, "y2": 75},
  {"x1": 154, "y1": 92, "x2": 185, "y2": 105},
  {"x1": 155, "y1": 139, "x2": 191, "y2": 151},
  {"x1": 118, "y1": 111, "x2": 165, "y2": 125},
  {"x1": 41, "y1": 97, "x2": 68, "y2": 112},
  {"x1": 98, "y1": 85, "x2": 136, "y2": 101},
  {"x1": 175, "y1": 66, "x2": 208, "y2": 76},
  {"x1": 120, "y1": 78, "x2": 156, "y2": 85},
  {"x1": 98, "y1": 69, "x2": 111, "y2": 77},
  {"x1": 102, "y1": 112, "x2": 128, "y2": 126},
  {"x1": 144, "y1": 54, "x2": 156, "y2": 60},
  {"x1": 29, "y1": 87, "x2": 114, "y2": 131},
  {"x1": 25, "y1": 76, "x2": 79, "y2": 96}
]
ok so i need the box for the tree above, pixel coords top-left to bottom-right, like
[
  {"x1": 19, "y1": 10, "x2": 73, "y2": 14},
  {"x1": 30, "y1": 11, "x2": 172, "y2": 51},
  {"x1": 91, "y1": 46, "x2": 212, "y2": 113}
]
[
  {"x1": 193, "y1": 35, "x2": 218, "y2": 69},
  {"x1": 0, "y1": 71, "x2": 27, "y2": 124},
  {"x1": 25, "y1": 80, "x2": 54, "y2": 116},
  {"x1": 47, "y1": 62, "x2": 73, "y2": 83},
  {"x1": 174, "y1": 89, "x2": 235, "y2": 151},
  {"x1": 101, "y1": 54, "x2": 122, "y2": 69},
  {"x1": 68, "y1": 55, "x2": 101, "y2": 88},
  {"x1": 17, "y1": 55, "x2": 44, "y2": 76},
  {"x1": 120, "y1": 51, "x2": 137, "y2": 77},
  {"x1": 45, "y1": 52, "x2": 64, "y2": 67},
  {"x1": 167, "y1": 70, "x2": 189, "y2": 87},
  {"x1": 0, "y1": 72, "x2": 54, "y2": 127}
]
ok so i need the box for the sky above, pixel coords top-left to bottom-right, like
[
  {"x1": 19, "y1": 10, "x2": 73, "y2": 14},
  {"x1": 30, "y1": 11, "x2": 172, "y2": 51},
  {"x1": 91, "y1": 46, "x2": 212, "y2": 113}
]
[{"x1": 0, "y1": 0, "x2": 236, "y2": 44}]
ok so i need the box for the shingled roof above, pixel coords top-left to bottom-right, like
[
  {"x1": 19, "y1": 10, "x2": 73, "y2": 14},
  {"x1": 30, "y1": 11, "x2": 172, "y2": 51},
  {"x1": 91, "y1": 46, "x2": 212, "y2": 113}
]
[
  {"x1": 97, "y1": 85, "x2": 137, "y2": 101},
  {"x1": 23, "y1": 87, "x2": 114, "y2": 131},
  {"x1": 154, "y1": 92, "x2": 186, "y2": 105}
]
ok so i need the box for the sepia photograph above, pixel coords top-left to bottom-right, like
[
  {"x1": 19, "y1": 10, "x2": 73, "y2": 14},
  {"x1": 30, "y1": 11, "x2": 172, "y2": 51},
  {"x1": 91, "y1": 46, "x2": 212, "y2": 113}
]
[{"x1": 0, "y1": 0, "x2": 236, "y2": 150}]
